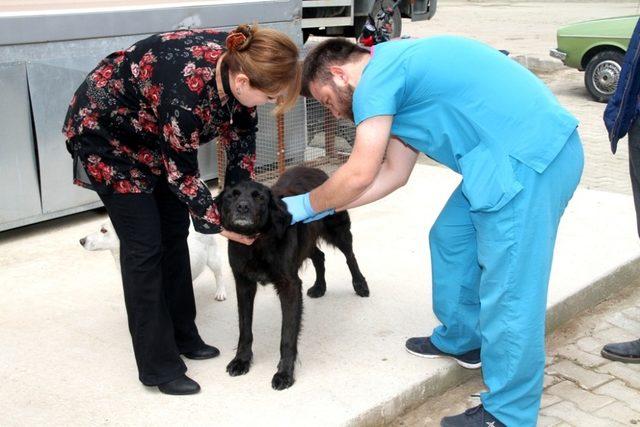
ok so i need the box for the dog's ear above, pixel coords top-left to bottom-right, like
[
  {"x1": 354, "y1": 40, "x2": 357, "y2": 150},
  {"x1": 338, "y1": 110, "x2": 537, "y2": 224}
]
[{"x1": 269, "y1": 193, "x2": 292, "y2": 239}]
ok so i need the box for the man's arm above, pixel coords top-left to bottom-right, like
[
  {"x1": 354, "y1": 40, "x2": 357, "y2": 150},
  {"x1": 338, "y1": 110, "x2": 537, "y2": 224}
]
[
  {"x1": 337, "y1": 137, "x2": 418, "y2": 211},
  {"x1": 308, "y1": 115, "x2": 393, "y2": 212}
]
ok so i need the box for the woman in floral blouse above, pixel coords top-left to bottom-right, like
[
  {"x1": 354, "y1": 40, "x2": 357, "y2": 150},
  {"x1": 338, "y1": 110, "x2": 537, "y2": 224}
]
[{"x1": 63, "y1": 24, "x2": 300, "y2": 395}]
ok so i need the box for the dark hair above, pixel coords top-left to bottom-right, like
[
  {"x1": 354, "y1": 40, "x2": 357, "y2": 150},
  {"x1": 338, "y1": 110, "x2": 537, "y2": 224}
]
[{"x1": 301, "y1": 38, "x2": 369, "y2": 98}]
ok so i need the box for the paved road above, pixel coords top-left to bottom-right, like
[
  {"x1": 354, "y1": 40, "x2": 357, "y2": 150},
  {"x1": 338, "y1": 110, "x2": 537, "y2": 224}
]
[{"x1": 392, "y1": 276, "x2": 640, "y2": 426}]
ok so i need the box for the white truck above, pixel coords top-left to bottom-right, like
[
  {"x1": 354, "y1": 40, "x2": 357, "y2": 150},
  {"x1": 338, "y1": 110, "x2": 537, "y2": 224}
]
[{"x1": 302, "y1": 0, "x2": 437, "y2": 42}]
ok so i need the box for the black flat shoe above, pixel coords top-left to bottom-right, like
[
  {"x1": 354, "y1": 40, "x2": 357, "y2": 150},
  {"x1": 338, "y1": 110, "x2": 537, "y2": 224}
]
[
  {"x1": 602, "y1": 339, "x2": 640, "y2": 363},
  {"x1": 157, "y1": 375, "x2": 200, "y2": 395},
  {"x1": 182, "y1": 343, "x2": 220, "y2": 360}
]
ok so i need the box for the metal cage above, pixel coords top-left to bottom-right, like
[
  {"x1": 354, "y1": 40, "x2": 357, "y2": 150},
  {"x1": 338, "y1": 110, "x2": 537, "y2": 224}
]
[{"x1": 217, "y1": 97, "x2": 356, "y2": 187}]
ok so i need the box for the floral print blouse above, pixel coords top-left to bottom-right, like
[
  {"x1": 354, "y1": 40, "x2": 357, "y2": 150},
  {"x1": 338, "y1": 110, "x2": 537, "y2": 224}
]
[{"x1": 63, "y1": 29, "x2": 257, "y2": 234}]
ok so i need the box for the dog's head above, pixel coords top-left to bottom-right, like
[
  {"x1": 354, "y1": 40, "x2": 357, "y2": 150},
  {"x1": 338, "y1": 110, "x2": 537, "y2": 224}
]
[
  {"x1": 216, "y1": 180, "x2": 291, "y2": 238},
  {"x1": 80, "y1": 221, "x2": 119, "y2": 251}
]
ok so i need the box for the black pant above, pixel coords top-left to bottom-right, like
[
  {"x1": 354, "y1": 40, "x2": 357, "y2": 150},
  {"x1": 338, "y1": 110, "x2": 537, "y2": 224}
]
[
  {"x1": 99, "y1": 179, "x2": 204, "y2": 386},
  {"x1": 629, "y1": 120, "x2": 640, "y2": 238}
]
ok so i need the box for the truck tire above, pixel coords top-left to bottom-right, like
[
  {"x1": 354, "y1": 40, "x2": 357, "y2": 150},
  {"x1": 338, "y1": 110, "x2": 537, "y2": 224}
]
[{"x1": 584, "y1": 50, "x2": 624, "y2": 103}]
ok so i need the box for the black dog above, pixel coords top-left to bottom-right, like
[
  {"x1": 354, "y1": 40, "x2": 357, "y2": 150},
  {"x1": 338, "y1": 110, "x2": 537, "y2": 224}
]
[{"x1": 216, "y1": 166, "x2": 368, "y2": 390}]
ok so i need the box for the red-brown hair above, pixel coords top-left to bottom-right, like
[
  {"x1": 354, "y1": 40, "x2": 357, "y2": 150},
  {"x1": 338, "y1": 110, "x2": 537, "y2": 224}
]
[{"x1": 225, "y1": 24, "x2": 301, "y2": 114}]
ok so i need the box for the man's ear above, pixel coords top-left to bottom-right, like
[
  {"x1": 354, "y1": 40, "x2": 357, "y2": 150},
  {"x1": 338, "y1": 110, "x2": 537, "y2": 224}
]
[
  {"x1": 328, "y1": 65, "x2": 349, "y2": 87},
  {"x1": 269, "y1": 193, "x2": 292, "y2": 239}
]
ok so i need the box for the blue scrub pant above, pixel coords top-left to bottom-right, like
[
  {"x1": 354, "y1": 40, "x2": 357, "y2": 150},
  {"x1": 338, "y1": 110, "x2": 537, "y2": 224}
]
[{"x1": 429, "y1": 131, "x2": 584, "y2": 426}]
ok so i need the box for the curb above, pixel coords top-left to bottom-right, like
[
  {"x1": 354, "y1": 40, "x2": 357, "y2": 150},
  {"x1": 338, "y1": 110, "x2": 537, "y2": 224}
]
[
  {"x1": 349, "y1": 365, "x2": 478, "y2": 426},
  {"x1": 546, "y1": 256, "x2": 640, "y2": 333},
  {"x1": 346, "y1": 256, "x2": 640, "y2": 426},
  {"x1": 512, "y1": 54, "x2": 566, "y2": 73}
]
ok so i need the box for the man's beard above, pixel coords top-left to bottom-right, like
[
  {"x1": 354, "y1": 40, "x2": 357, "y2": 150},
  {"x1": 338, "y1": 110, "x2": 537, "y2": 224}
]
[{"x1": 332, "y1": 82, "x2": 355, "y2": 123}]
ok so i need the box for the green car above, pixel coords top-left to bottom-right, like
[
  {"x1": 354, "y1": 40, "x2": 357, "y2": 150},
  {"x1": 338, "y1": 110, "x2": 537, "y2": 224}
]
[{"x1": 550, "y1": 15, "x2": 639, "y2": 102}]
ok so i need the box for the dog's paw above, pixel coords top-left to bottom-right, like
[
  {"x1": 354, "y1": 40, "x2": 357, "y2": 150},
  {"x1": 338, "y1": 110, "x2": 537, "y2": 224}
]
[
  {"x1": 271, "y1": 372, "x2": 295, "y2": 390},
  {"x1": 214, "y1": 288, "x2": 227, "y2": 301},
  {"x1": 306, "y1": 284, "x2": 326, "y2": 298},
  {"x1": 353, "y1": 280, "x2": 370, "y2": 297},
  {"x1": 226, "y1": 358, "x2": 251, "y2": 376}
]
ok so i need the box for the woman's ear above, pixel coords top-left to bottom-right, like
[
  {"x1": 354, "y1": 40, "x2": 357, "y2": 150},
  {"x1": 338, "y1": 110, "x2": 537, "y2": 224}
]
[
  {"x1": 268, "y1": 193, "x2": 292, "y2": 238},
  {"x1": 234, "y1": 73, "x2": 250, "y2": 93}
]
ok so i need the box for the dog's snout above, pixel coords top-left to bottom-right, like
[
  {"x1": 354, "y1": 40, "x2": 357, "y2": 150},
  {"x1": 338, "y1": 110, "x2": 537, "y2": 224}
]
[
  {"x1": 79, "y1": 237, "x2": 86, "y2": 246},
  {"x1": 236, "y1": 200, "x2": 250, "y2": 214}
]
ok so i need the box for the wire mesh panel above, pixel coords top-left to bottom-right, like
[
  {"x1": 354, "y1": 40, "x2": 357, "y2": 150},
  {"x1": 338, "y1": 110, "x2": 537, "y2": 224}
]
[
  {"x1": 302, "y1": 97, "x2": 355, "y2": 172},
  {"x1": 216, "y1": 96, "x2": 356, "y2": 187}
]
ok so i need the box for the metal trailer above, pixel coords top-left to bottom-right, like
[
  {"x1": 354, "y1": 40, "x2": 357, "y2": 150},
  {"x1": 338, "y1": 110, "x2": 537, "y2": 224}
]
[{"x1": 0, "y1": 0, "x2": 305, "y2": 232}]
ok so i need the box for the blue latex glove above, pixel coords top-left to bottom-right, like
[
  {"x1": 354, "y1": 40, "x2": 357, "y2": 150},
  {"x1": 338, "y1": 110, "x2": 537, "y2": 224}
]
[
  {"x1": 282, "y1": 193, "x2": 316, "y2": 224},
  {"x1": 282, "y1": 192, "x2": 335, "y2": 225},
  {"x1": 303, "y1": 208, "x2": 335, "y2": 223}
]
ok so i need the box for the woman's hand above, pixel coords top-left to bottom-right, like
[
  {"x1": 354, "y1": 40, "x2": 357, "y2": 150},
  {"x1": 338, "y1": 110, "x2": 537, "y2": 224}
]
[{"x1": 220, "y1": 228, "x2": 257, "y2": 245}]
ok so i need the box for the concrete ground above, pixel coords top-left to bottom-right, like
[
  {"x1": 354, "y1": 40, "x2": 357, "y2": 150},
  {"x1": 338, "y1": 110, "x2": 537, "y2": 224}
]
[
  {"x1": 1, "y1": 165, "x2": 639, "y2": 426},
  {"x1": 3, "y1": 1, "x2": 640, "y2": 426}
]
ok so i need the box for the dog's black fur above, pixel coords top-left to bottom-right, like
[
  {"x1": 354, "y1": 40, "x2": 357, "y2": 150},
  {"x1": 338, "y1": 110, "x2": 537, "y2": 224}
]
[{"x1": 216, "y1": 166, "x2": 368, "y2": 390}]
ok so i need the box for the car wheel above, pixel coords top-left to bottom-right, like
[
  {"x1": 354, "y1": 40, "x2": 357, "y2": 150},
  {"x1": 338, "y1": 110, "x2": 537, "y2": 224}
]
[{"x1": 584, "y1": 50, "x2": 624, "y2": 103}]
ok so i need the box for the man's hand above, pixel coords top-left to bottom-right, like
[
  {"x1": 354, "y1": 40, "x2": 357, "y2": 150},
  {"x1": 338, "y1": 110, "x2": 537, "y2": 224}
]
[
  {"x1": 282, "y1": 193, "x2": 316, "y2": 224},
  {"x1": 307, "y1": 115, "x2": 392, "y2": 213},
  {"x1": 282, "y1": 193, "x2": 336, "y2": 224},
  {"x1": 220, "y1": 228, "x2": 257, "y2": 245},
  {"x1": 303, "y1": 208, "x2": 335, "y2": 223}
]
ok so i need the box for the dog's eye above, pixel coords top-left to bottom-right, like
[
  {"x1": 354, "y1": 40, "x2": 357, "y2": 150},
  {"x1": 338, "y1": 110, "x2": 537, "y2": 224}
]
[
  {"x1": 251, "y1": 191, "x2": 264, "y2": 201},
  {"x1": 100, "y1": 228, "x2": 107, "y2": 234},
  {"x1": 232, "y1": 189, "x2": 241, "y2": 197}
]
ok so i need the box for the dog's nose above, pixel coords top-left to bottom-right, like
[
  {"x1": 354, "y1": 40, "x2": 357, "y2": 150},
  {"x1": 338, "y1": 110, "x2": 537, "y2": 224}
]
[
  {"x1": 79, "y1": 238, "x2": 86, "y2": 246},
  {"x1": 236, "y1": 201, "x2": 250, "y2": 214}
]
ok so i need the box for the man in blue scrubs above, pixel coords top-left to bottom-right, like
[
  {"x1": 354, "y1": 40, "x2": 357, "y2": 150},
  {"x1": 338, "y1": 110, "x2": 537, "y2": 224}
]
[{"x1": 283, "y1": 37, "x2": 584, "y2": 426}]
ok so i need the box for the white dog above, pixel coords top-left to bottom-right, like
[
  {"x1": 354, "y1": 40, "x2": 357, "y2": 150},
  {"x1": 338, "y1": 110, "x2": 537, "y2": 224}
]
[{"x1": 80, "y1": 220, "x2": 227, "y2": 301}]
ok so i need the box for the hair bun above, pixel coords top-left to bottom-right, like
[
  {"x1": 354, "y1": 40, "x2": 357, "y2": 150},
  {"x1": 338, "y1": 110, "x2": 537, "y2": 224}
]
[{"x1": 226, "y1": 25, "x2": 253, "y2": 52}]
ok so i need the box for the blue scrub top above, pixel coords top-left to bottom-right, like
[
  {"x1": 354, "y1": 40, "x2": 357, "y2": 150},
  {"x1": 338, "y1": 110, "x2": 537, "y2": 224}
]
[{"x1": 353, "y1": 36, "x2": 579, "y2": 212}]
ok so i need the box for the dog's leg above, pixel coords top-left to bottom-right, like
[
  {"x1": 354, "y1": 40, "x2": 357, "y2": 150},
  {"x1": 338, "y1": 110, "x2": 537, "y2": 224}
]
[
  {"x1": 226, "y1": 273, "x2": 257, "y2": 377},
  {"x1": 206, "y1": 240, "x2": 226, "y2": 301},
  {"x1": 329, "y1": 228, "x2": 369, "y2": 297},
  {"x1": 110, "y1": 248, "x2": 122, "y2": 273},
  {"x1": 212, "y1": 263, "x2": 226, "y2": 302},
  {"x1": 272, "y1": 278, "x2": 303, "y2": 390},
  {"x1": 306, "y1": 247, "x2": 327, "y2": 298}
]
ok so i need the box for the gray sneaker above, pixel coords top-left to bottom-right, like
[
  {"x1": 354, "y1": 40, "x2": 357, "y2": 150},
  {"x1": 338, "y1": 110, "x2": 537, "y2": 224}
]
[
  {"x1": 405, "y1": 336, "x2": 481, "y2": 369},
  {"x1": 601, "y1": 339, "x2": 640, "y2": 363},
  {"x1": 441, "y1": 404, "x2": 505, "y2": 427}
]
